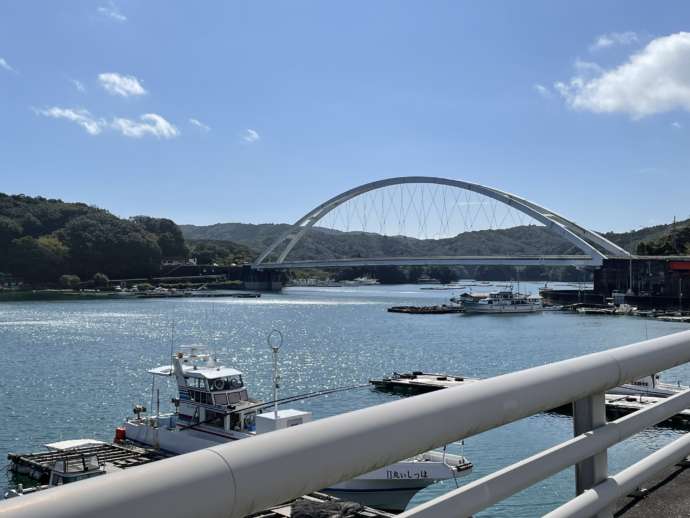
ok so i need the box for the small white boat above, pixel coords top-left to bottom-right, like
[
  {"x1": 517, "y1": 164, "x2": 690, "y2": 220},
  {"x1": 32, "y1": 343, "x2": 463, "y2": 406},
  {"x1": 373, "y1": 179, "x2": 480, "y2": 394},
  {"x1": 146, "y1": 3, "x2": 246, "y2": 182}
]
[
  {"x1": 609, "y1": 374, "x2": 688, "y2": 399},
  {"x1": 463, "y1": 291, "x2": 542, "y2": 314},
  {"x1": 123, "y1": 346, "x2": 472, "y2": 511},
  {"x1": 342, "y1": 276, "x2": 380, "y2": 286}
]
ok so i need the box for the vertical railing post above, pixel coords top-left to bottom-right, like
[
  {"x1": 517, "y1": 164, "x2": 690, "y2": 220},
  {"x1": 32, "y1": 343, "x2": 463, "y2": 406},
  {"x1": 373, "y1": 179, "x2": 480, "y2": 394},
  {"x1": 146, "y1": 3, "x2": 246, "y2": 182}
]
[{"x1": 573, "y1": 392, "x2": 611, "y2": 517}]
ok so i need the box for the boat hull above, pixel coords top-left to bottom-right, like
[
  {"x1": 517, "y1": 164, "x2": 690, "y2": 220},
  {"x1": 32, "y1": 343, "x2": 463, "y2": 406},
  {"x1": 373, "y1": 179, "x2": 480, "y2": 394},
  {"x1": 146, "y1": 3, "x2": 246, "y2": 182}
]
[
  {"x1": 463, "y1": 304, "x2": 542, "y2": 314},
  {"x1": 322, "y1": 480, "x2": 430, "y2": 512},
  {"x1": 124, "y1": 418, "x2": 469, "y2": 512}
]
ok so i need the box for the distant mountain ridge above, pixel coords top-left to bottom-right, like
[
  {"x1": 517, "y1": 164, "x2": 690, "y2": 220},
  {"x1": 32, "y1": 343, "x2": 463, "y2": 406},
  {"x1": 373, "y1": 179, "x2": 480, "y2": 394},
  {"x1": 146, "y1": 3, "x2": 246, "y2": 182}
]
[{"x1": 180, "y1": 218, "x2": 690, "y2": 261}]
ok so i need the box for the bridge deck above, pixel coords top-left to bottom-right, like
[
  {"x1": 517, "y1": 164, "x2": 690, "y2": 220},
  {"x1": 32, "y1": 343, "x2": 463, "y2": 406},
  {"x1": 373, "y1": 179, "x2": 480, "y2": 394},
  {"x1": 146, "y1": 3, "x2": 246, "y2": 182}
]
[{"x1": 255, "y1": 255, "x2": 601, "y2": 269}]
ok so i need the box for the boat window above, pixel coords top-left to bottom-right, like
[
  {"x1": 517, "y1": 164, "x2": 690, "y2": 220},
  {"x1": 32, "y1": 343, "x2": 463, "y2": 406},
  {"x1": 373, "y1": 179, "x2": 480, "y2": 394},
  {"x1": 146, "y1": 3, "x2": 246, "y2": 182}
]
[
  {"x1": 188, "y1": 389, "x2": 212, "y2": 405},
  {"x1": 186, "y1": 377, "x2": 207, "y2": 390},
  {"x1": 209, "y1": 375, "x2": 244, "y2": 392}
]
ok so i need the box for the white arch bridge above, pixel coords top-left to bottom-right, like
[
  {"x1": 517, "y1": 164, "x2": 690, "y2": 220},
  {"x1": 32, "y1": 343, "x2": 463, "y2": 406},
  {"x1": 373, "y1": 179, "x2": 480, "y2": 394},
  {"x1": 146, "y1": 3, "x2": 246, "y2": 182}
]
[{"x1": 252, "y1": 176, "x2": 630, "y2": 270}]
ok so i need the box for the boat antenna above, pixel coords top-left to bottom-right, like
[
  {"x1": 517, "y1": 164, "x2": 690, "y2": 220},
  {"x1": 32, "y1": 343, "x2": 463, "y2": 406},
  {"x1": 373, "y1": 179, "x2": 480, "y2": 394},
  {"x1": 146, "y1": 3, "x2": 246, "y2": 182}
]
[{"x1": 267, "y1": 329, "x2": 284, "y2": 419}]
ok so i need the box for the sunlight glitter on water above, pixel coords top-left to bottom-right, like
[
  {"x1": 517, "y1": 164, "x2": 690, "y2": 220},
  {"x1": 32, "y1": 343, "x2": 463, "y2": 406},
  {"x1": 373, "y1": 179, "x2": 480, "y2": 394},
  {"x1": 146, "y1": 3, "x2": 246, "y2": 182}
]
[{"x1": 2, "y1": 284, "x2": 689, "y2": 516}]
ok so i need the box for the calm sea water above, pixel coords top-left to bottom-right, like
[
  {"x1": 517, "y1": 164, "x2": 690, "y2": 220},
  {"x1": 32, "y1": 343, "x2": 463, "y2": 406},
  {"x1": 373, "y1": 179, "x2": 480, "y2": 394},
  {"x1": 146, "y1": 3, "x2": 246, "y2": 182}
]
[{"x1": 2, "y1": 283, "x2": 689, "y2": 516}]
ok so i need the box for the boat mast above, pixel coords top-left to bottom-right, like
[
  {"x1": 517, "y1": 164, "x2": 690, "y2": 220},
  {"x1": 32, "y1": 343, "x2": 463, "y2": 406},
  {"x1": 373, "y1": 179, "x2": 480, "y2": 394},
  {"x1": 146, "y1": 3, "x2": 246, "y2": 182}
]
[{"x1": 268, "y1": 330, "x2": 284, "y2": 419}]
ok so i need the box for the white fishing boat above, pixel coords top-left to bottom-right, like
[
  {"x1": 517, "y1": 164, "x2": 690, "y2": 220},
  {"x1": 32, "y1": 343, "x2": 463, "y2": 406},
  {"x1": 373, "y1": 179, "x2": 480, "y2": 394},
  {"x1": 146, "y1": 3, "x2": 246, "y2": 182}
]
[
  {"x1": 122, "y1": 346, "x2": 472, "y2": 511},
  {"x1": 463, "y1": 290, "x2": 542, "y2": 314},
  {"x1": 342, "y1": 276, "x2": 380, "y2": 286}
]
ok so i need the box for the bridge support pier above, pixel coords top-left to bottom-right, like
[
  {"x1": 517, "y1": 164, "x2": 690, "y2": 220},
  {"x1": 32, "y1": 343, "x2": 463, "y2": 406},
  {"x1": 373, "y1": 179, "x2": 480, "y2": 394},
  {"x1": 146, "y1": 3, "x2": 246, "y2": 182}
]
[{"x1": 573, "y1": 392, "x2": 611, "y2": 518}]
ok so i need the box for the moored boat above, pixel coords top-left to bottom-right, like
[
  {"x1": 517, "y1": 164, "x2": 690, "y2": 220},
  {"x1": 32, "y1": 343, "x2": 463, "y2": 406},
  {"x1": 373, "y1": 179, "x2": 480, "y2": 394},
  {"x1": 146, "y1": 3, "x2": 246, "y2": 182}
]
[
  {"x1": 609, "y1": 374, "x2": 688, "y2": 398},
  {"x1": 122, "y1": 346, "x2": 472, "y2": 511},
  {"x1": 462, "y1": 290, "x2": 542, "y2": 314}
]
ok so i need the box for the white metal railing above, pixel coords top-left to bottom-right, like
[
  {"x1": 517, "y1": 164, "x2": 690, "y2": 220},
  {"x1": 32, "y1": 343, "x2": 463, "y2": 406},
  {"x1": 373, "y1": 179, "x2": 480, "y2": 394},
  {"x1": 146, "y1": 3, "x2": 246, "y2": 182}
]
[{"x1": 2, "y1": 331, "x2": 690, "y2": 518}]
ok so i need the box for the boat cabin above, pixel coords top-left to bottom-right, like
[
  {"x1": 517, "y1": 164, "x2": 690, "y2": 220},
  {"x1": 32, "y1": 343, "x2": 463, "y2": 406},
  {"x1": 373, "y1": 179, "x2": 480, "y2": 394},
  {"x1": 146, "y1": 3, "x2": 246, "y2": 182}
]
[
  {"x1": 49, "y1": 455, "x2": 105, "y2": 486},
  {"x1": 148, "y1": 346, "x2": 262, "y2": 435},
  {"x1": 484, "y1": 291, "x2": 520, "y2": 304}
]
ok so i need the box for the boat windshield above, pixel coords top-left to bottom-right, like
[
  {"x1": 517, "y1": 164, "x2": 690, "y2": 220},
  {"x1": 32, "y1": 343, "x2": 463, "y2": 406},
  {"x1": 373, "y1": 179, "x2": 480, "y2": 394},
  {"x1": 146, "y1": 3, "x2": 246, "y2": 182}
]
[{"x1": 209, "y1": 375, "x2": 244, "y2": 392}]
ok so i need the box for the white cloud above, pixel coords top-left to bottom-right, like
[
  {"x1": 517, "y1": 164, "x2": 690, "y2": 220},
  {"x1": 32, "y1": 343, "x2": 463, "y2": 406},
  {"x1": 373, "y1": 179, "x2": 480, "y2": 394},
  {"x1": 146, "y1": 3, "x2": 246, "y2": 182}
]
[
  {"x1": 34, "y1": 107, "x2": 178, "y2": 139},
  {"x1": 71, "y1": 79, "x2": 86, "y2": 92},
  {"x1": 555, "y1": 32, "x2": 690, "y2": 119},
  {"x1": 189, "y1": 118, "x2": 211, "y2": 132},
  {"x1": 111, "y1": 114, "x2": 179, "y2": 139},
  {"x1": 0, "y1": 57, "x2": 15, "y2": 73},
  {"x1": 98, "y1": 2, "x2": 127, "y2": 22},
  {"x1": 533, "y1": 83, "x2": 552, "y2": 98},
  {"x1": 672, "y1": 121, "x2": 682, "y2": 129},
  {"x1": 243, "y1": 129, "x2": 260, "y2": 143},
  {"x1": 98, "y1": 72, "x2": 147, "y2": 97},
  {"x1": 590, "y1": 31, "x2": 639, "y2": 51},
  {"x1": 33, "y1": 107, "x2": 106, "y2": 135}
]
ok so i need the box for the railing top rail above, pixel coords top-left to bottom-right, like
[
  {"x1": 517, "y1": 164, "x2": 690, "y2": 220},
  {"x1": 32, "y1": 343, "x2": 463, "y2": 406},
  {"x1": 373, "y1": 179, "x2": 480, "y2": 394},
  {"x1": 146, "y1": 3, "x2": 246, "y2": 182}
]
[{"x1": 3, "y1": 331, "x2": 690, "y2": 518}]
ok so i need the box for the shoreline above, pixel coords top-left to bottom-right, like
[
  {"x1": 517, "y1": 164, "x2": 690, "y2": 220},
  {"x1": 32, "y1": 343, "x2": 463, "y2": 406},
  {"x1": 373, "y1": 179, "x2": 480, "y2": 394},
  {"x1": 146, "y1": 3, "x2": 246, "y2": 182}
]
[{"x1": 0, "y1": 289, "x2": 260, "y2": 302}]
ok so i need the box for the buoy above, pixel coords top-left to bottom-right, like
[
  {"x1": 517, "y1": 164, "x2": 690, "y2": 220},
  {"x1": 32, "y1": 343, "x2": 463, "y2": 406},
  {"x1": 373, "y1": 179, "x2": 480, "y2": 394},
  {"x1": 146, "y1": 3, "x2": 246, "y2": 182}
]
[{"x1": 114, "y1": 426, "x2": 126, "y2": 443}]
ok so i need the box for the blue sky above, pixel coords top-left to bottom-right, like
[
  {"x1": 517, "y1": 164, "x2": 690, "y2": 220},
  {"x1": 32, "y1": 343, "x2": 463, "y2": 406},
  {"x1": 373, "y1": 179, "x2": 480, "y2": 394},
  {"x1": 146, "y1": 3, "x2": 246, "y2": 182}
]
[{"x1": 1, "y1": 1, "x2": 689, "y2": 232}]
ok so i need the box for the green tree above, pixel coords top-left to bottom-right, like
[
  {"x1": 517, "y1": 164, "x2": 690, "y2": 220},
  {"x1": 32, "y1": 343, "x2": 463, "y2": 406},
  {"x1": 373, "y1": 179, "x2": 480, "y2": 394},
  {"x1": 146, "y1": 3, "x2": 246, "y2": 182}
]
[
  {"x1": 0, "y1": 216, "x2": 22, "y2": 249},
  {"x1": 131, "y1": 216, "x2": 189, "y2": 258},
  {"x1": 59, "y1": 274, "x2": 81, "y2": 289},
  {"x1": 7, "y1": 235, "x2": 68, "y2": 282},
  {"x1": 61, "y1": 213, "x2": 162, "y2": 278},
  {"x1": 0, "y1": 216, "x2": 23, "y2": 271},
  {"x1": 92, "y1": 272, "x2": 109, "y2": 287}
]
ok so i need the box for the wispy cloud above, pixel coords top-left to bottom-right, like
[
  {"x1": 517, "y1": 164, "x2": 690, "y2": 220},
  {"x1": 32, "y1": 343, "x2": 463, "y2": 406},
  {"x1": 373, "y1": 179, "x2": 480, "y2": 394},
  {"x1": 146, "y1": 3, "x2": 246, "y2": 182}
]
[
  {"x1": 111, "y1": 114, "x2": 179, "y2": 139},
  {"x1": 533, "y1": 83, "x2": 552, "y2": 98},
  {"x1": 98, "y1": 72, "x2": 147, "y2": 97},
  {"x1": 189, "y1": 118, "x2": 211, "y2": 132},
  {"x1": 590, "y1": 31, "x2": 639, "y2": 51},
  {"x1": 71, "y1": 79, "x2": 86, "y2": 93},
  {"x1": 672, "y1": 121, "x2": 683, "y2": 129},
  {"x1": 98, "y1": 2, "x2": 127, "y2": 22},
  {"x1": 33, "y1": 107, "x2": 106, "y2": 135},
  {"x1": 34, "y1": 106, "x2": 178, "y2": 139},
  {"x1": 243, "y1": 129, "x2": 260, "y2": 143},
  {"x1": 573, "y1": 59, "x2": 603, "y2": 76},
  {"x1": 555, "y1": 32, "x2": 690, "y2": 119},
  {"x1": 0, "y1": 57, "x2": 16, "y2": 73}
]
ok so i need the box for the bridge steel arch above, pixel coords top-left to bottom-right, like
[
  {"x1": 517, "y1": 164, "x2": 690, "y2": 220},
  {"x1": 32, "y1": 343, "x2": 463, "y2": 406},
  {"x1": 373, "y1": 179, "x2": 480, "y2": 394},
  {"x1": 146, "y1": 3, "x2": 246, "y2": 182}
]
[{"x1": 252, "y1": 176, "x2": 630, "y2": 270}]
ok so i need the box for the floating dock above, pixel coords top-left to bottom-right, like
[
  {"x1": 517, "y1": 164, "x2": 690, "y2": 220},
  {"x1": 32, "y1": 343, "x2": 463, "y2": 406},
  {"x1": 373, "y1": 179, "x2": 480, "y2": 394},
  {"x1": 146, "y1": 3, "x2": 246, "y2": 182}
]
[
  {"x1": 603, "y1": 394, "x2": 690, "y2": 426},
  {"x1": 371, "y1": 373, "x2": 690, "y2": 428},
  {"x1": 387, "y1": 305, "x2": 464, "y2": 314},
  {"x1": 370, "y1": 372, "x2": 479, "y2": 393},
  {"x1": 7, "y1": 440, "x2": 168, "y2": 483}
]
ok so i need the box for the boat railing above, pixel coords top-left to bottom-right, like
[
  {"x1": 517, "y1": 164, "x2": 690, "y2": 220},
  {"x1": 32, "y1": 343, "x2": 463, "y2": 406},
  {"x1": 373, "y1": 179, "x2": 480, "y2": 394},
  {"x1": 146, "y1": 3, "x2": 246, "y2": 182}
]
[{"x1": 4, "y1": 331, "x2": 690, "y2": 518}]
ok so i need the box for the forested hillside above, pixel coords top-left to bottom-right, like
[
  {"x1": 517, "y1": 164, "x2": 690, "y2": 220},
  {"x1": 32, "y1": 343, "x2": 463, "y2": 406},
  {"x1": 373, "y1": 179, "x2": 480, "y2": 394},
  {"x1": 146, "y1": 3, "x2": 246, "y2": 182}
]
[
  {"x1": 3, "y1": 191, "x2": 686, "y2": 286},
  {"x1": 181, "y1": 218, "x2": 690, "y2": 260},
  {"x1": 181, "y1": 223, "x2": 580, "y2": 260},
  {"x1": 0, "y1": 194, "x2": 187, "y2": 283},
  {"x1": 603, "y1": 218, "x2": 690, "y2": 254}
]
